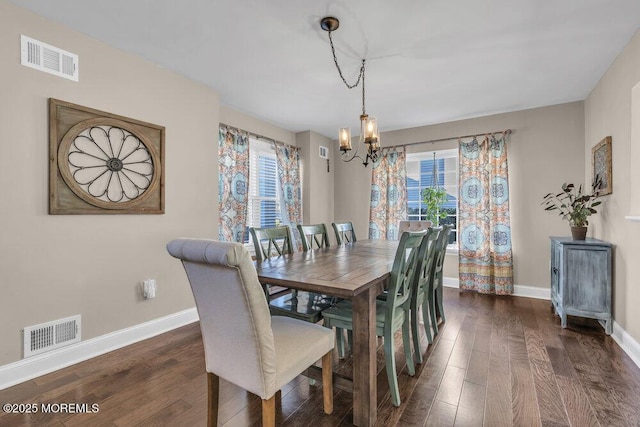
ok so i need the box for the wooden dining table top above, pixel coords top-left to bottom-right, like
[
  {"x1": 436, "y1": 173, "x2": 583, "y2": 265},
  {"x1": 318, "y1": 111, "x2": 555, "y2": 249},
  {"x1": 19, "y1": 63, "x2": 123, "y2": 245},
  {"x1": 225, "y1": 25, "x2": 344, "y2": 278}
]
[{"x1": 253, "y1": 239, "x2": 399, "y2": 299}]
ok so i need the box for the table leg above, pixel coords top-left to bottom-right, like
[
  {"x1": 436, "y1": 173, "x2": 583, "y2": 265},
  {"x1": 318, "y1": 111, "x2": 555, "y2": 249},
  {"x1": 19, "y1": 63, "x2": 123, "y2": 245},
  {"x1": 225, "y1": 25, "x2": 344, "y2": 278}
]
[{"x1": 352, "y1": 287, "x2": 377, "y2": 426}]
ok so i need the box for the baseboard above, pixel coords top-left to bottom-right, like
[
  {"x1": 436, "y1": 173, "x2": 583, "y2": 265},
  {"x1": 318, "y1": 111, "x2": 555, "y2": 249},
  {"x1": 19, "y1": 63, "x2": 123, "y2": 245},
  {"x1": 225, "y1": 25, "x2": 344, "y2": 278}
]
[
  {"x1": 513, "y1": 285, "x2": 551, "y2": 300},
  {"x1": 611, "y1": 320, "x2": 640, "y2": 369},
  {"x1": 0, "y1": 307, "x2": 198, "y2": 391},
  {"x1": 442, "y1": 277, "x2": 459, "y2": 288},
  {"x1": 443, "y1": 277, "x2": 550, "y2": 300}
]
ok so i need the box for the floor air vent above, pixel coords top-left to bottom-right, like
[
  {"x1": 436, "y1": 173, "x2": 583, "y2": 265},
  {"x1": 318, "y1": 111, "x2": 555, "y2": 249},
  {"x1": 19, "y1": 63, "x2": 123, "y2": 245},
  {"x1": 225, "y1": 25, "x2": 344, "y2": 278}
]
[
  {"x1": 23, "y1": 315, "x2": 81, "y2": 358},
  {"x1": 20, "y1": 35, "x2": 79, "y2": 81}
]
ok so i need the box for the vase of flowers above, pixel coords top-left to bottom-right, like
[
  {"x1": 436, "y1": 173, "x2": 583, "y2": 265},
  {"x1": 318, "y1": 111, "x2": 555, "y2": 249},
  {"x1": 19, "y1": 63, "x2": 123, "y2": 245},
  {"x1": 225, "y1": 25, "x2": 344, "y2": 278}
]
[{"x1": 542, "y1": 176, "x2": 603, "y2": 240}]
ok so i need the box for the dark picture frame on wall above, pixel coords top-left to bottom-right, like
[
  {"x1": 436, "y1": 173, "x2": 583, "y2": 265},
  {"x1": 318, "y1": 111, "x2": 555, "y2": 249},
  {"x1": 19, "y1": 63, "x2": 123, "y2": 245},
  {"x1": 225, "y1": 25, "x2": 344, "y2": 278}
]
[{"x1": 592, "y1": 136, "x2": 612, "y2": 195}]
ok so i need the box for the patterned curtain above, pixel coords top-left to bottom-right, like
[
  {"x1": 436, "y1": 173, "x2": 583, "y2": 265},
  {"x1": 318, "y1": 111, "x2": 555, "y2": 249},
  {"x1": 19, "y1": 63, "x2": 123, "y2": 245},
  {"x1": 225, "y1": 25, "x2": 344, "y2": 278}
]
[
  {"x1": 275, "y1": 144, "x2": 303, "y2": 248},
  {"x1": 218, "y1": 126, "x2": 249, "y2": 242},
  {"x1": 369, "y1": 148, "x2": 407, "y2": 240},
  {"x1": 458, "y1": 134, "x2": 513, "y2": 294}
]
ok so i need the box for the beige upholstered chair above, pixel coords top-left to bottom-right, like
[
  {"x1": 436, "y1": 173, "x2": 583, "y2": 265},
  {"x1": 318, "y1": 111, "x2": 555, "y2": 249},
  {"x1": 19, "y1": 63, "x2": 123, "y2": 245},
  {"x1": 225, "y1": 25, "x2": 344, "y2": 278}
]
[
  {"x1": 167, "y1": 239, "x2": 334, "y2": 426},
  {"x1": 398, "y1": 220, "x2": 432, "y2": 235}
]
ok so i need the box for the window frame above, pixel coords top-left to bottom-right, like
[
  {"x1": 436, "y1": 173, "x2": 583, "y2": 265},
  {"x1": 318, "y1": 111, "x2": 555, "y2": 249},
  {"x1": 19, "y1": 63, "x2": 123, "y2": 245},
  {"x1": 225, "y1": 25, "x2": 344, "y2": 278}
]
[
  {"x1": 405, "y1": 148, "x2": 459, "y2": 250},
  {"x1": 245, "y1": 138, "x2": 282, "y2": 245}
]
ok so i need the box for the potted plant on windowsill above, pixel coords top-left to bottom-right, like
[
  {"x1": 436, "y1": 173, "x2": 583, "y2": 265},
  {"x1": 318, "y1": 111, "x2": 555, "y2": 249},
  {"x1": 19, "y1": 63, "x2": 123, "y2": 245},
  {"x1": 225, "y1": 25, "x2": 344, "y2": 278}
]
[{"x1": 541, "y1": 176, "x2": 603, "y2": 240}]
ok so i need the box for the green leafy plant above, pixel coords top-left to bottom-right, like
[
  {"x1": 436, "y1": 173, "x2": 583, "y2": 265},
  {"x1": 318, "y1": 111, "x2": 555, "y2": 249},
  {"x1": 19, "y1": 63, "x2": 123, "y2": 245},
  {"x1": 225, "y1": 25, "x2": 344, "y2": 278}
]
[
  {"x1": 541, "y1": 176, "x2": 603, "y2": 227},
  {"x1": 421, "y1": 187, "x2": 448, "y2": 226}
]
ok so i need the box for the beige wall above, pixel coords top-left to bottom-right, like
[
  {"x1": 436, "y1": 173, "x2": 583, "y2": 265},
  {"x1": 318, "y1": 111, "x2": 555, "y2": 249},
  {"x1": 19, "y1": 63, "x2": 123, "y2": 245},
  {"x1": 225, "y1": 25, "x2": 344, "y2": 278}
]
[
  {"x1": 297, "y1": 131, "x2": 335, "y2": 240},
  {"x1": 584, "y1": 27, "x2": 640, "y2": 342},
  {"x1": 0, "y1": 1, "x2": 220, "y2": 365},
  {"x1": 333, "y1": 102, "x2": 586, "y2": 288},
  {"x1": 220, "y1": 106, "x2": 296, "y2": 147}
]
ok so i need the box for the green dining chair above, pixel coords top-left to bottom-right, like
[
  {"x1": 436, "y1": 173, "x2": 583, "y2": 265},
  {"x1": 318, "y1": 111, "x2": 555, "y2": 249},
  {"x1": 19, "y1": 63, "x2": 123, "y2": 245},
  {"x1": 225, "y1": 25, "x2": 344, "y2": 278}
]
[
  {"x1": 331, "y1": 222, "x2": 357, "y2": 245},
  {"x1": 251, "y1": 225, "x2": 334, "y2": 323},
  {"x1": 249, "y1": 225, "x2": 294, "y2": 298},
  {"x1": 322, "y1": 230, "x2": 426, "y2": 407},
  {"x1": 297, "y1": 224, "x2": 330, "y2": 251},
  {"x1": 249, "y1": 226, "x2": 295, "y2": 262},
  {"x1": 409, "y1": 226, "x2": 441, "y2": 364},
  {"x1": 430, "y1": 224, "x2": 453, "y2": 336}
]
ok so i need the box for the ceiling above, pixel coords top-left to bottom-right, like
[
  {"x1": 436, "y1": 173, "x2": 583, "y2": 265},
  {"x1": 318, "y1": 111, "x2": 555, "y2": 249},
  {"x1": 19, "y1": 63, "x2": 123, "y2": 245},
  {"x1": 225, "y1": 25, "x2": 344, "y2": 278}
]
[{"x1": 11, "y1": 0, "x2": 640, "y2": 139}]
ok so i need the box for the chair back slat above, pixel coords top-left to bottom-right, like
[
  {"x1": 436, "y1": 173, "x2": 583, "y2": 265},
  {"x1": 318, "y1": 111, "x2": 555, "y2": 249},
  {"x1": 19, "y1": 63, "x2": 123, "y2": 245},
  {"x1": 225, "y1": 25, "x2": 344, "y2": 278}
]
[
  {"x1": 332, "y1": 222, "x2": 357, "y2": 245},
  {"x1": 434, "y1": 225, "x2": 453, "y2": 275},
  {"x1": 297, "y1": 224, "x2": 330, "y2": 251},
  {"x1": 386, "y1": 231, "x2": 426, "y2": 312},
  {"x1": 412, "y1": 227, "x2": 442, "y2": 300}
]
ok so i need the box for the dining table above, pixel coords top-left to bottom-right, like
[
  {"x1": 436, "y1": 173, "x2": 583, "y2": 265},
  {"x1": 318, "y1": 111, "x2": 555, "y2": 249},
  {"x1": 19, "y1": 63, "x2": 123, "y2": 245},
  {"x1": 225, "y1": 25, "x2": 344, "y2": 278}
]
[{"x1": 254, "y1": 239, "x2": 399, "y2": 427}]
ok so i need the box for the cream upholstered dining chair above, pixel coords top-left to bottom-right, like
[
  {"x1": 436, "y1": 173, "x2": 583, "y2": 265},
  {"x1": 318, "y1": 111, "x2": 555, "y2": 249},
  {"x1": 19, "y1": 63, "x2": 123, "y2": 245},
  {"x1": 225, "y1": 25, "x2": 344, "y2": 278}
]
[
  {"x1": 398, "y1": 220, "x2": 432, "y2": 235},
  {"x1": 167, "y1": 239, "x2": 334, "y2": 426}
]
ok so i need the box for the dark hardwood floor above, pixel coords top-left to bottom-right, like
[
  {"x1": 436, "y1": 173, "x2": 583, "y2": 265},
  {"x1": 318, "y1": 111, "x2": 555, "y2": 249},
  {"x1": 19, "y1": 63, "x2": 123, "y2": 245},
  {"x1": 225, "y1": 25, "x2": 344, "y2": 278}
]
[{"x1": 2, "y1": 288, "x2": 640, "y2": 426}]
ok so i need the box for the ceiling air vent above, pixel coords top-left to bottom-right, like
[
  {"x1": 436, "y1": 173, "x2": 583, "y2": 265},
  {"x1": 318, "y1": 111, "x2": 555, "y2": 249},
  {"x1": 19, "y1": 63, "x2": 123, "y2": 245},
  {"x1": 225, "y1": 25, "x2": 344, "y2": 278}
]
[
  {"x1": 23, "y1": 315, "x2": 81, "y2": 358},
  {"x1": 20, "y1": 35, "x2": 79, "y2": 82}
]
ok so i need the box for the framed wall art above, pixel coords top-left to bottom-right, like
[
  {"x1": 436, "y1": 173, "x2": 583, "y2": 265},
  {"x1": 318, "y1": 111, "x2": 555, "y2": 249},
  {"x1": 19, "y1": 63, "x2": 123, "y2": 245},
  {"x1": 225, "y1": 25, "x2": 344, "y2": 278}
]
[
  {"x1": 592, "y1": 136, "x2": 612, "y2": 195},
  {"x1": 49, "y1": 98, "x2": 165, "y2": 214}
]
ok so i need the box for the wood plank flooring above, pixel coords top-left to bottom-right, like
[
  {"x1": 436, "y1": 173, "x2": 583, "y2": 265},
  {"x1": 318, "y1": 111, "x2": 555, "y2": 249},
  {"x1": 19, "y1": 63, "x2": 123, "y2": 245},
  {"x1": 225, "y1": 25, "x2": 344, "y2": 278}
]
[{"x1": 2, "y1": 288, "x2": 640, "y2": 426}]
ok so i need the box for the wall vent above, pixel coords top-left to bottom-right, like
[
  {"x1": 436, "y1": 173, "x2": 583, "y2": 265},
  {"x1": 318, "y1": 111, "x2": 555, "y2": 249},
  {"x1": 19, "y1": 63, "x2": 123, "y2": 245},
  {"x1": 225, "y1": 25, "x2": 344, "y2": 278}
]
[
  {"x1": 20, "y1": 35, "x2": 79, "y2": 82},
  {"x1": 319, "y1": 145, "x2": 329, "y2": 159},
  {"x1": 23, "y1": 315, "x2": 81, "y2": 358}
]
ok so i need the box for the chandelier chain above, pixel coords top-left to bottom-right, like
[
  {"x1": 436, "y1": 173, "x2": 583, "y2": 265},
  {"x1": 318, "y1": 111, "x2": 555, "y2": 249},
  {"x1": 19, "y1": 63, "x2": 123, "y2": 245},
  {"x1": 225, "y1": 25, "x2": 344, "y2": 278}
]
[{"x1": 327, "y1": 31, "x2": 366, "y2": 115}]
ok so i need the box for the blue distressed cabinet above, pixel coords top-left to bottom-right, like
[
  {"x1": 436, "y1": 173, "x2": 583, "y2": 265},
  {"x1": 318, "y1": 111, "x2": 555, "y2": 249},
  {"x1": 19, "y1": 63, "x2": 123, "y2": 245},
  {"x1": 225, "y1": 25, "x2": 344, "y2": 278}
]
[{"x1": 550, "y1": 237, "x2": 612, "y2": 335}]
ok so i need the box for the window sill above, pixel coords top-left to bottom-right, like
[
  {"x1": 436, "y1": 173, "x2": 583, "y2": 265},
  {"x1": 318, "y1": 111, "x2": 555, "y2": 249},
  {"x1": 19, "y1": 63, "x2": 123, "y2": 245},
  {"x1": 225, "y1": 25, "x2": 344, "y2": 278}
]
[{"x1": 446, "y1": 245, "x2": 459, "y2": 255}]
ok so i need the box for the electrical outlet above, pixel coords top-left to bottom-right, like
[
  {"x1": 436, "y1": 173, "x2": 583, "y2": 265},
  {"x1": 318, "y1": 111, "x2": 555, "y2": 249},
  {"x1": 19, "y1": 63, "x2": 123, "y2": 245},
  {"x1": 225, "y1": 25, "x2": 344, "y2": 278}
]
[{"x1": 143, "y1": 279, "x2": 156, "y2": 299}]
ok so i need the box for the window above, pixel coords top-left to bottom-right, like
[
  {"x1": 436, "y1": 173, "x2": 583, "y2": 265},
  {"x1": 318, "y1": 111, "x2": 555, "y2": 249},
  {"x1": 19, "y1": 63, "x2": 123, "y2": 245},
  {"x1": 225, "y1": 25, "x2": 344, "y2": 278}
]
[
  {"x1": 406, "y1": 149, "x2": 458, "y2": 245},
  {"x1": 246, "y1": 138, "x2": 282, "y2": 242}
]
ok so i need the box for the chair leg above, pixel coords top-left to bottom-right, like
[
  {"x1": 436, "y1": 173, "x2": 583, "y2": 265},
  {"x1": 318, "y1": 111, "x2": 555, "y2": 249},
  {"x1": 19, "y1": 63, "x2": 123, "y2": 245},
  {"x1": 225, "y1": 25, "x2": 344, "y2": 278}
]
[
  {"x1": 322, "y1": 351, "x2": 334, "y2": 414},
  {"x1": 421, "y1": 300, "x2": 433, "y2": 344},
  {"x1": 411, "y1": 304, "x2": 423, "y2": 364},
  {"x1": 402, "y1": 315, "x2": 415, "y2": 376},
  {"x1": 436, "y1": 279, "x2": 446, "y2": 323},
  {"x1": 383, "y1": 329, "x2": 401, "y2": 407},
  {"x1": 335, "y1": 327, "x2": 346, "y2": 359},
  {"x1": 430, "y1": 288, "x2": 439, "y2": 335},
  {"x1": 207, "y1": 372, "x2": 219, "y2": 427},
  {"x1": 262, "y1": 394, "x2": 276, "y2": 427}
]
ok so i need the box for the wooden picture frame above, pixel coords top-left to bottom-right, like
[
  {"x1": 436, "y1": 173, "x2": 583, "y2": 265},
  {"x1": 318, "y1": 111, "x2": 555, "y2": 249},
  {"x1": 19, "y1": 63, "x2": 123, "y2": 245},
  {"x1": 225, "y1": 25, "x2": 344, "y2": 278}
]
[
  {"x1": 592, "y1": 136, "x2": 612, "y2": 195},
  {"x1": 49, "y1": 98, "x2": 165, "y2": 214}
]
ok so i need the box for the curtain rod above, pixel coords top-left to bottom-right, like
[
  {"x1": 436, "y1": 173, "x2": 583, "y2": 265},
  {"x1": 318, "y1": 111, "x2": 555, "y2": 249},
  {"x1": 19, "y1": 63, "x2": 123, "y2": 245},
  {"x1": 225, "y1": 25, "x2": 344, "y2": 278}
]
[
  {"x1": 390, "y1": 128, "x2": 512, "y2": 150},
  {"x1": 220, "y1": 122, "x2": 290, "y2": 148}
]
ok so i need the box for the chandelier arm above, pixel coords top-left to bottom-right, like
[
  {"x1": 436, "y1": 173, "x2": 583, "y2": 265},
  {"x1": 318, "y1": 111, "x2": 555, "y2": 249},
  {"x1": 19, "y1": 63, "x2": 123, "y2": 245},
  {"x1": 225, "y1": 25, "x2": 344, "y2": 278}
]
[
  {"x1": 341, "y1": 151, "x2": 366, "y2": 164},
  {"x1": 328, "y1": 30, "x2": 365, "y2": 90}
]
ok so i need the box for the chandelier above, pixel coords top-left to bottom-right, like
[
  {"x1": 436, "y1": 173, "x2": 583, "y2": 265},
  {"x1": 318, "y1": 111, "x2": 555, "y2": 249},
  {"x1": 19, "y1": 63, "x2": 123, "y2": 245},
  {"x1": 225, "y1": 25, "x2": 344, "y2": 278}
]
[{"x1": 320, "y1": 16, "x2": 380, "y2": 167}]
